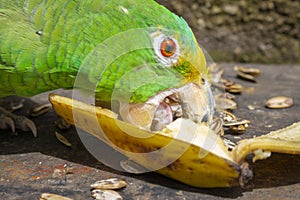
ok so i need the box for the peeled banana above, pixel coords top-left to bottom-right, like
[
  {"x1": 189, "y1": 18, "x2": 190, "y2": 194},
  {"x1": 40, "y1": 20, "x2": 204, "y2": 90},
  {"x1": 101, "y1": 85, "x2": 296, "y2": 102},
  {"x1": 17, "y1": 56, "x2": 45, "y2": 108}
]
[{"x1": 49, "y1": 94, "x2": 300, "y2": 188}]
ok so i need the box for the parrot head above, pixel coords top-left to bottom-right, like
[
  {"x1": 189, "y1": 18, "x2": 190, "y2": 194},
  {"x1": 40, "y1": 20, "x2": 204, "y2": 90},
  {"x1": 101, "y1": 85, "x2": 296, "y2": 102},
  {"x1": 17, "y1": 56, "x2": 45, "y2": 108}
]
[{"x1": 76, "y1": 2, "x2": 214, "y2": 131}]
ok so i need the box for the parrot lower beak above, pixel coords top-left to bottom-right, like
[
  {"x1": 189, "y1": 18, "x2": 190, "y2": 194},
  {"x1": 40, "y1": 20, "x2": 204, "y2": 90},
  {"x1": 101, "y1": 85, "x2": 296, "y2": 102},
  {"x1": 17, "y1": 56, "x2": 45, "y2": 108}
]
[{"x1": 119, "y1": 82, "x2": 214, "y2": 131}]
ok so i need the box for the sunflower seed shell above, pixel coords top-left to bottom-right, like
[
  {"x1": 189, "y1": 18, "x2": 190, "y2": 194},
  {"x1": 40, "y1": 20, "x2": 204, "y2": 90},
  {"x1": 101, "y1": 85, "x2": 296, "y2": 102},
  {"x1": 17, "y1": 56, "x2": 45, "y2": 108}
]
[
  {"x1": 31, "y1": 103, "x2": 52, "y2": 117},
  {"x1": 55, "y1": 131, "x2": 72, "y2": 147},
  {"x1": 236, "y1": 71, "x2": 257, "y2": 83},
  {"x1": 266, "y1": 96, "x2": 294, "y2": 109},
  {"x1": 234, "y1": 65, "x2": 261, "y2": 76},
  {"x1": 40, "y1": 193, "x2": 73, "y2": 200},
  {"x1": 92, "y1": 189, "x2": 123, "y2": 200},
  {"x1": 91, "y1": 178, "x2": 127, "y2": 190}
]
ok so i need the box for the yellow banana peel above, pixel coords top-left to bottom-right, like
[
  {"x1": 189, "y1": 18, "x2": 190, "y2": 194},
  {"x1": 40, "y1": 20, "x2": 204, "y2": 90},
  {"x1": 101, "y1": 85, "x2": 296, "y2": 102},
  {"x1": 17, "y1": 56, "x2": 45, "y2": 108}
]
[{"x1": 49, "y1": 94, "x2": 300, "y2": 188}]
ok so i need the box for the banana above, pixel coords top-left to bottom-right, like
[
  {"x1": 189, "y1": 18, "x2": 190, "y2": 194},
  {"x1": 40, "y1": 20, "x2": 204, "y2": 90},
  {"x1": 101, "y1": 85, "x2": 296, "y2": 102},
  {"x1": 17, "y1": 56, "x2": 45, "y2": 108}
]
[{"x1": 49, "y1": 94, "x2": 300, "y2": 188}]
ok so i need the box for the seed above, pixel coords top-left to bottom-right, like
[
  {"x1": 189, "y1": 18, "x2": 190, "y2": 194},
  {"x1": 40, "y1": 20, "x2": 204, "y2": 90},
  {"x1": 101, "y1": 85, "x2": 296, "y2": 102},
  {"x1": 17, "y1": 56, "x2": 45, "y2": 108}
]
[
  {"x1": 221, "y1": 79, "x2": 244, "y2": 93},
  {"x1": 223, "y1": 119, "x2": 250, "y2": 127},
  {"x1": 55, "y1": 131, "x2": 72, "y2": 147},
  {"x1": 222, "y1": 79, "x2": 235, "y2": 87},
  {"x1": 10, "y1": 100, "x2": 24, "y2": 111},
  {"x1": 223, "y1": 117, "x2": 250, "y2": 134},
  {"x1": 217, "y1": 110, "x2": 237, "y2": 123},
  {"x1": 31, "y1": 103, "x2": 52, "y2": 117},
  {"x1": 234, "y1": 65, "x2": 261, "y2": 76},
  {"x1": 226, "y1": 83, "x2": 244, "y2": 93},
  {"x1": 266, "y1": 96, "x2": 294, "y2": 109},
  {"x1": 176, "y1": 190, "x2": 184, "y2": 196},
  {"x1": 236, "y1": 70, "x2": 257, "y2": 83},
  {"x1": 247, "y1": 105, "x2": 256, "y2": 110},
  {"x1": 40, "y1": 193, "x2": 73, "y2": 200},
  {"x1": 92, "y1": 189, "x2": 123, "y2": 200},
  {"x1": 91, "y1": 178, "x2": 127, "y2": 190},
  {"x1": 229, "y1": 124, "x2": 247, "y2": 134}
]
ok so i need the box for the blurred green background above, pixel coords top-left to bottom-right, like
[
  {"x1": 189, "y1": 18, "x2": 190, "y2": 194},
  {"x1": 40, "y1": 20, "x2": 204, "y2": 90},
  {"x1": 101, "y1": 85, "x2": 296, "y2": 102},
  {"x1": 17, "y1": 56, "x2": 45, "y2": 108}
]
[{"x1": 156, "y1": 0, "x2": 299, "y2": 64}]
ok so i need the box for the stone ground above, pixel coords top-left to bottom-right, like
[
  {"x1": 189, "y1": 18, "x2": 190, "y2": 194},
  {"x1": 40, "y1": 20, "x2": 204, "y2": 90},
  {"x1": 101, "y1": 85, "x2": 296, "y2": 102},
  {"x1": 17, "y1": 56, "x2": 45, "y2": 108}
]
[
  {"x1": 1, "y1": 63, "x2": 300, "y2": 199},
  {"x1": 156, "y1": 0, "x2": 300, "y2": 64}
]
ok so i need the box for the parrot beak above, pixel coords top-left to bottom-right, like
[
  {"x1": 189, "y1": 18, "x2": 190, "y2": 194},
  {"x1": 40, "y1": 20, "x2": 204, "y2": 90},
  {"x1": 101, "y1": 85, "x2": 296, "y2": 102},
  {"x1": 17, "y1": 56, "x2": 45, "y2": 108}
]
[{"x1": 119, "y1": 81, "x2": 214, "y2": 131}]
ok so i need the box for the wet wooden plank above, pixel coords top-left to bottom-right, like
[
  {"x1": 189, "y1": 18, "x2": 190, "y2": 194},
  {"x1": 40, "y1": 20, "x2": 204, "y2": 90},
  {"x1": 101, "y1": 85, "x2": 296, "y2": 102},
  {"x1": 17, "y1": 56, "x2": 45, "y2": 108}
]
[{"x1": 0, "y1": 64, "x2": 300, "y2": 199}]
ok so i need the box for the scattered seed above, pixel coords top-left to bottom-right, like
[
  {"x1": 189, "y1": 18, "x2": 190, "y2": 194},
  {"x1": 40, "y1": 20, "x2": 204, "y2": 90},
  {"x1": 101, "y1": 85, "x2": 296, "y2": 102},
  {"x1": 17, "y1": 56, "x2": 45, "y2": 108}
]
[
  {"x1": 226, "y1": 83, "x2": 244, "y2": 93},
  {"x1": 247, "y1": 105, "x2": 256, "y2": 110},
  {"x1": 222, "y1": 78, "x2": 235, "y2": 87},
  {"x1": 176, "y1": 190, "x2": 184, "y2": 196},
  {"x1": 55, "y1": 131, "x2": 72, "y2": 147},
  {"x1": 234, "y1": 65, "x2": 261, "y2": 76},
  {"x1": 221, "y1": 112, "x2": 250, "y2": 134},
  {"x1": 221, "y1": 79, "x2": 244, "y2": 93},
  {"x1": 91, "y1": 178, "x2": 127, "y2": 190},
  {"x1": 40, "y1": 193, "x2": 73, "y2": 200},
  {"x1": 10, "y1": 100, "x2": 24, "y2": 111},
  {"x1": 92, "y1": 189, "x2": 122, "y2": 200},
  {"x1": 223, "y1": 119, "x2": 250, "y2": 127},
  {"x1": 218, "y1": 110, "x2": 237, "y2": 123},
  {"x1": 229, "y1": 124, "x2": 247, "y2": 134},
  {"x1": 31, "y1": 103, "x2": 52, "y2": 117},
  {"x1": 266, "y1": 96, "x2": 294, "y2": 109},
  {"x1": 223, "y1": 81, "x2": 234, "y2": 92},
  {"x1": 236, "y1": 70, "x2": 257, "y2": 83}
]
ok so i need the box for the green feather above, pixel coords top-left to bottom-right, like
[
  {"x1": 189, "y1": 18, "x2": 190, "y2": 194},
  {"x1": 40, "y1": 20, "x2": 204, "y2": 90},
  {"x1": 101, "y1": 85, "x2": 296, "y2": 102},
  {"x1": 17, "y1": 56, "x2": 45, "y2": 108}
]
[{"x1": 0, "y1": 0, "x2": 206, "y2": 103}]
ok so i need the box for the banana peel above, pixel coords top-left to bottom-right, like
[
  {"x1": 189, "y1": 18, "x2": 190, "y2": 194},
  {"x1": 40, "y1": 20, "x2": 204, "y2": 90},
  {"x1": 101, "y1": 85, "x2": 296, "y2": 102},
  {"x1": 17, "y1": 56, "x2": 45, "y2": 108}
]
[{"x1": 49, "y1": 94, "x2": 300, "y2": 188}]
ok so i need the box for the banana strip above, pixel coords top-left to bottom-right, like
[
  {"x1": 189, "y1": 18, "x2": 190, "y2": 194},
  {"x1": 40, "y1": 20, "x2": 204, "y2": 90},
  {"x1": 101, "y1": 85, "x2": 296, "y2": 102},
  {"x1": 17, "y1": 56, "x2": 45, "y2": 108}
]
[
  {"x1": 49, "y1": 94, "x2": 300, "y2": 188},
  {"x1": 233, "y1": 122, "x2": 300, "y2": 163}
]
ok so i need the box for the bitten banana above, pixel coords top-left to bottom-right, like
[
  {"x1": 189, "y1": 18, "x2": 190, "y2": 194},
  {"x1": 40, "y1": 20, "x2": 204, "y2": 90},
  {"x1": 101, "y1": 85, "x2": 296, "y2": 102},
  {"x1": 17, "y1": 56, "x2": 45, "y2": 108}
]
[{"x1": 49, "y1": 94, "x2": 300, "y2": 188}]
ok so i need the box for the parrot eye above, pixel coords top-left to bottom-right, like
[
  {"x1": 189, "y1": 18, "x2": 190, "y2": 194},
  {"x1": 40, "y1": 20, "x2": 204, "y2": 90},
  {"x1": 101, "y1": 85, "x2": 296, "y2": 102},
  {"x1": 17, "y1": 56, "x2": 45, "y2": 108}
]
[
  {"x1": 152, "y1": 33, "x2": 180, "y2": 66},
  {"x1": 160, "y1": 38, "x2": 177, "y2": 57}
]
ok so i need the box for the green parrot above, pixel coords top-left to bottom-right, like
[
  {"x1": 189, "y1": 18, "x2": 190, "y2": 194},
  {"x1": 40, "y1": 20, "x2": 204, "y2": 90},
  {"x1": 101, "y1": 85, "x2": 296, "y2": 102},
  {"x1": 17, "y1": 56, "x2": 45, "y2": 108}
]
[{"x1": 0, "y1": 0, "x2": 213, "y2": 135}]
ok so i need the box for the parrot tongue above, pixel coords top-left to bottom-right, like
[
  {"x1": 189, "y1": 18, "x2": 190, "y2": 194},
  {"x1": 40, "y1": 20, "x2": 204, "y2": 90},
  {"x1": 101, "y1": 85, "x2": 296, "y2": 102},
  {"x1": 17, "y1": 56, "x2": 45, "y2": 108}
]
[
  {"x1": 119, "y1": 82, "x2": 213, "y2": 131},
  {"x1": 150, "y1": 101, "x2": 173, "y2": 131}
]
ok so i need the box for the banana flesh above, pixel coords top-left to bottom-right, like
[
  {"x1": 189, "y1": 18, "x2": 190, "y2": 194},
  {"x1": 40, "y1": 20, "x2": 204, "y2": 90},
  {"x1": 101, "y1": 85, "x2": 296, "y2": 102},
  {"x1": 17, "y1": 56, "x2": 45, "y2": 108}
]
[
  {"x1": 233, "y1": 122, "x2": 300, "y2": 163},
  {"x1": 49, "y1": 94, "x2": 300, "y2": 188}
]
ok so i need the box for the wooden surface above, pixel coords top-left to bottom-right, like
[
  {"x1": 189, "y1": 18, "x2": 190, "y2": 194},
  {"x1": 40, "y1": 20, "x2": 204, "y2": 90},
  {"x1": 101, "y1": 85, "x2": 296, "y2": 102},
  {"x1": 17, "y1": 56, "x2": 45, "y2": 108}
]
[{"x1": 0, "y1": 63, "x2": 300, "y2": 199}]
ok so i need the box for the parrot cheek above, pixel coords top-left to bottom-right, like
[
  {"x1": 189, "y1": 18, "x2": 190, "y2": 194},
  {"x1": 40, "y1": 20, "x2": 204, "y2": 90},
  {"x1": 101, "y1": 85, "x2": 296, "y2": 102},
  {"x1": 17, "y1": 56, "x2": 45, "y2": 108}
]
[{"x1": 119, "y1": 82, "x2": 213, "y2": 131}]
